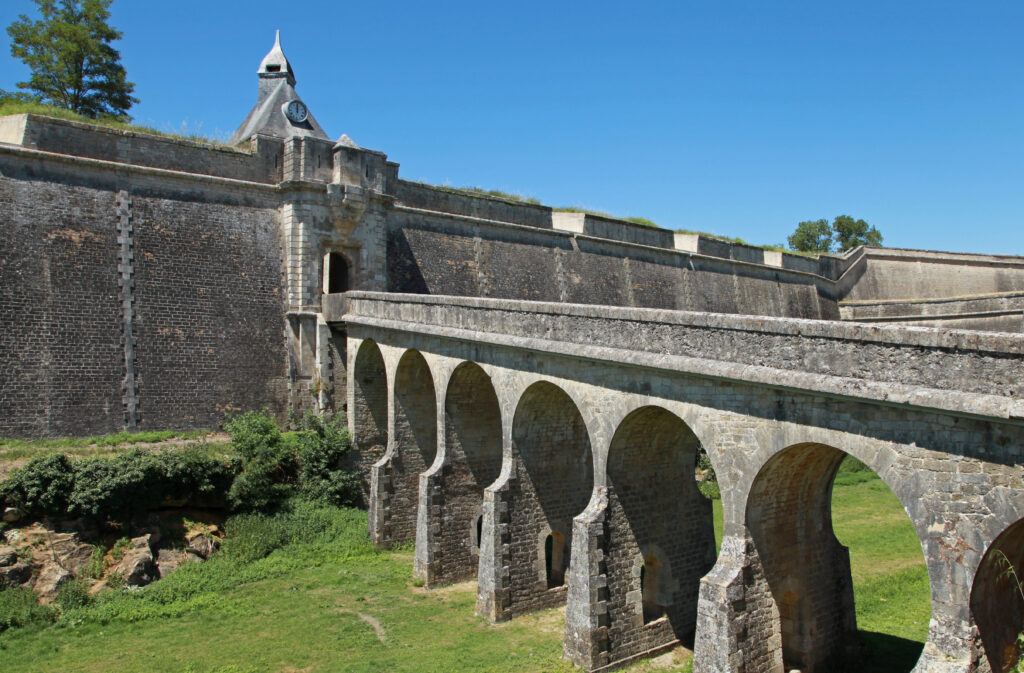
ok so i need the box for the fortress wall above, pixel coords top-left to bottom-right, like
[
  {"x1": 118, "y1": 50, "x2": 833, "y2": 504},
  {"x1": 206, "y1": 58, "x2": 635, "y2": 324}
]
[
  {"x1": 0, "y1": 114, "x2": 284, "y2": 184},
  {"x1": 0, "y1": 175, "x2": 124, "y2": 438},
  {"x1": 840, "y1": 248, "x2": 1024, "y2": 301},
  {"x1": 130, "y1": 193, "x2": 289, "y2": 430},
  {"x1": 0, "y1": 148, "x2": 290, "y2": 438},
  {"x1": 393, "y1": 180, "x2": 554, "y2": 229},
  {"x1": 385, "y1": 208, "x2": 839, "y2": 319}
]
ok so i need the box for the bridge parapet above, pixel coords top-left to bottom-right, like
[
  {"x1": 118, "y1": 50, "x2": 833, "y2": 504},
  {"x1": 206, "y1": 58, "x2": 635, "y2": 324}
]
[{"x1": 339, "y1": 291, "x2": 1023, "y2": 423}]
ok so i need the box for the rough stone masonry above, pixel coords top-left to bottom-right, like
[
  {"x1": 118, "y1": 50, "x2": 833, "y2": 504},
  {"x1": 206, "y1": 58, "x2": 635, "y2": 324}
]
[{"x1": 1, "y1": 34, "x2": 1023, "y2": 673}]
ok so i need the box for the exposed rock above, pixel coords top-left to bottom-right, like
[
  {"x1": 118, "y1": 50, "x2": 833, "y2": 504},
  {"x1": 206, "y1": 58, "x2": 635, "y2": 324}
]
[
  {"x1": 34, "y1": 562, "x2": 71, "y2": 603},
  {"x1": 155, "y1": 547, "x2": 199, "y2": 579},
  {"x1": 2, "y1": 506, "x2": 23, "y2": 523},
  {"x1": 185, "y1": 531, "x2": 220, "y2": 560},
  {"x1": 130, "y1": 534, "x2": 152, "y2": 550},
  {"x1": 60, "y1": 543, "x2": 96, "y2": 578},
  {"x1": 114, "y1": 545, "x2": 155, "y2": 587},
  {"x1": 0, "y1": 545, "x2": 17, "y2": 567},
  {"x1": 0, "y1": 561, "x2": 32, "y2": 587},
  {"x1": 3, "y1": 528, "x2": 21, "y2": 544}
]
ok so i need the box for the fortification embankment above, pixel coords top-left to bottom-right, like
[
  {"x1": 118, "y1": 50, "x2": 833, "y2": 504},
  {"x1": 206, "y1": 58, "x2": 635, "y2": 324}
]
[{"x1": 384, "y1": 204, "x2": 840, "y2": 319}]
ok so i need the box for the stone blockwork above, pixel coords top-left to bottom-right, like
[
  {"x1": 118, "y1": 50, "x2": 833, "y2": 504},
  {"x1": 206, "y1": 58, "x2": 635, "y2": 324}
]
[{"x1": 341, "y1": 293, "x2": 1024, "y2": 673}]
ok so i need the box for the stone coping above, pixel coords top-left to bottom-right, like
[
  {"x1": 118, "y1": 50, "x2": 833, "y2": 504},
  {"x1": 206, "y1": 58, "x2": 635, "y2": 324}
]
[
  {"x1": 343, "y1": 313, "x2": 1024, "y2": 423},
  {"x1": 340, "y1": 291, "x2": 1024, "y2": 355}
]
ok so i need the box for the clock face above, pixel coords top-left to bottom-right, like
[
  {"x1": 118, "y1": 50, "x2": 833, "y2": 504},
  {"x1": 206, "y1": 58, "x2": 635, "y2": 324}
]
[{"x1": 283, "y1": 100, "x2": 308, "y2": 124}]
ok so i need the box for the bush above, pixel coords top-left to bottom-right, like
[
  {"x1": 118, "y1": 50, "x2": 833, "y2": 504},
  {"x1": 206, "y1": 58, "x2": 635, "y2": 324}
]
[
  {"x1": 0, "y1": 448, "x2": 235, "y2": 522},
  {"x1": 1, "y1": 453, "x2": 74, "y2": 514},
  {"x1": 296, "y1": 413, "x2": 357, "y2": 507},
  {"x1": 56, "y1": 578, "x2": 92, "y2": 611},
  {"x1": 226, "y1": 410, "x2": 295, "y2": 512},
  {"x1": 0, "y1": 587, "x2": 57, "y2": 632},
  {"x1": 225, "y1": 410, "x2": 356, "y2": 512}
]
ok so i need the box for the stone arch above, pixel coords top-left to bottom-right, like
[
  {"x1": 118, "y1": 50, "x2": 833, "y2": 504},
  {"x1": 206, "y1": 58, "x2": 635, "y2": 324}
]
[
  {"x1": 605, "y1": 406, "x2": 716, "y2": 657},
  {"x1": 745, "y1": 442, "x2": 928, "y2": 673},
  {"x1": 350, "y1": 339, "x2": 387, "y2": 503},
  {"x1": 507, "y1": 380, "x2": 593, "y2": 615},
  {"x1": 746, "y1": 443, "x2": 857, "y2": 672},
  {"x1": 971, "y1": 517, "x2": 1024, "y2": 673},
  {"x1": 384, "y1": 349, "x2": 438, "y2": 545},
  {"x1": 426, "y1": 361, "x2": 503, "y2": 584}
]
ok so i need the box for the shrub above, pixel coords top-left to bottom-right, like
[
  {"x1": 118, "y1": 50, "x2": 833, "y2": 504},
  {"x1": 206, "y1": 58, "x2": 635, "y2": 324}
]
[
  {"x1": 1, "y1": 447, "x2": 235, "y2": 522},
  {"x1": 56, "y1": 578, "x2": 92, "y2": 610},
  {"x1": 0, "y1": 587, "x2": 57, "y2": 631},
  {"x1": 0, "y1": 453, "x2": 74, "y2": 513},
  {"x1": 296, "y1": 413, "x2": 357, "y2": 507},
  {"x1": 226, "y1": 410, "x2": 295, "y2": 512}
]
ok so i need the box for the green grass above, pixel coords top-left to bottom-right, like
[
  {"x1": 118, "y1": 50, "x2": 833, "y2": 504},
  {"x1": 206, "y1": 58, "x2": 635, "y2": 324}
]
[
  {"x1": 0, "y1": 470, "x2": 927, "y2": 673},
  {"x1": 0, "y1": 430, "x2": 214, "y2": 461},
  {"x1": 0, "y1": 99, "x2": 229, "y2": 145}
]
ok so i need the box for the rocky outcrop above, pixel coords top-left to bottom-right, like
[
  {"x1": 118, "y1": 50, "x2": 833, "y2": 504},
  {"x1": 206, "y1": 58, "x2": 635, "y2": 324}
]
[
  {"x1": 155, "y1": 548, "x2": 197, "y2": 578},
  {"x1": 34, "y1": 562, "x2": 71, "y2": 602},
  {"x1": 185, "y1": 531, "x2": 220, "y2": 560},
  {"x1": 113, "y1": 536, "x2": 156, "y2": 587}
]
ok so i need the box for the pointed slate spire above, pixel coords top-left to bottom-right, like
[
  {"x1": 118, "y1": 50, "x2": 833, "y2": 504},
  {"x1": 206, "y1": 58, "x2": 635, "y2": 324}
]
[{"x1": 229, "y1": 31, "x2": 329, "y2": 146}]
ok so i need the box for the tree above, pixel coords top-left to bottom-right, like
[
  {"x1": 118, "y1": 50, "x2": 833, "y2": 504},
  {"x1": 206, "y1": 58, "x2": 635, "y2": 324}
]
[
  {"x1": 787, "y1": 218, "x2": 834, "y2": 253},
  {"x1": 7, "y1": 0, "x2": 137, "y2": 118},
  {"x1": 832, "y1": 214, "x2": 883, "y2": 251},
  {"x1": 787, "y1": 215, "x2": 883, "y2": 254}
]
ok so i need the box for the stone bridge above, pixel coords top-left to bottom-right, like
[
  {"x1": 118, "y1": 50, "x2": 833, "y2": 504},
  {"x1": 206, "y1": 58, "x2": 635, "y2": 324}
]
[{"x1": 332, "y1": 291, "x2": 1024, "y2": 673}]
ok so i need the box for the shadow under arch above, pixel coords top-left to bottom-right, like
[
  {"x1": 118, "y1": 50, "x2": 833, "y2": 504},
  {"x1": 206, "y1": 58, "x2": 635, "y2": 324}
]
[
  {"x1": 430, "y1": 361, "x2": 503, "y2": 584},
  {"x1": 746, "y1": 442, "x2": 929, "y2": 673},
  {"x1": 351, "y1": 339, "x2": 388, "y2": 504},
  {"x1": 508, "y1": 380, "x2": 593, "y2": 615},
  {"x1": 385, "y1": 349, "x2": 437, "y2": 545},
  {"x1": 972, "y1": 517, "x2": 1024, "y2": 673},
  {"x1": 604, "y1": 406, "x2": 716, "y2": 660}
]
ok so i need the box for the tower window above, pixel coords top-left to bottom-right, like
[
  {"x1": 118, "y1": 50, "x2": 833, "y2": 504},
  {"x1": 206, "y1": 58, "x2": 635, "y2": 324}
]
[{"x1": 266, "y1": 64, "x2": 281, "y2": 72}]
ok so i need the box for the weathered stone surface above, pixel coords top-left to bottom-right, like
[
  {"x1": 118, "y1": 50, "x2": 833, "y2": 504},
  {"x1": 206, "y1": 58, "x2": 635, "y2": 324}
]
[
  {"x1": 3, "y1": 506, "x2": 23, "y2": 523},
  {"x1": 114, "y1": 542, "x2": 155, "y2": 587},
  {"x1": 0, "y1": 545, "x2": 17, "y2": 566},
  {"x1": 60, "y1": 543, "x2": 96, "y2": 578},
  {"x1": 185, "y1": 532, "x2": 220, "y2": 560},
  {"x1": 0, "y1": 561, "x2": 32, "y2": 587},
  {"x1": 34, "y1": 562, "x2": 71, "y2": 603},
  {"x1": 155, "y1": 548, "x2": 198, "y2": 579}
]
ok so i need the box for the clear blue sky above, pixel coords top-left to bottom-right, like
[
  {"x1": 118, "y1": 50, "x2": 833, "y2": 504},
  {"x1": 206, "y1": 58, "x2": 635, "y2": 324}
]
[{"x1": 2, "y1": 1, "x2": 1022, "y2": 255}]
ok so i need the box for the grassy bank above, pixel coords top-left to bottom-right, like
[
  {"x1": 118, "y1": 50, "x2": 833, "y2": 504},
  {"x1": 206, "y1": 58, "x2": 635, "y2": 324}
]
[{"x1": 0, "y1": 469, "x2": 928, "y2": 673}]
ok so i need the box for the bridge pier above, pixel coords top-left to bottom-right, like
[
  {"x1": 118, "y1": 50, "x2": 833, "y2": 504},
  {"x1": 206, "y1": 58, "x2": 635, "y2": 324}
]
[{"x1": 414, "y1": 362, "x2": 503, "y2": 586}]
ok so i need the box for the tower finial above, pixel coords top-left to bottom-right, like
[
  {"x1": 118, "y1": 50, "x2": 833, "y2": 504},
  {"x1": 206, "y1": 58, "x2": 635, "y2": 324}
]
[{"x1": 258, "y1": 29, "x2": 295, "y2": 87}]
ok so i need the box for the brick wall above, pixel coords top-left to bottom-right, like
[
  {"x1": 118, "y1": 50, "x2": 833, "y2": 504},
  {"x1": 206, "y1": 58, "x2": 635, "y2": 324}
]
[
  {"x1": 503, "y1": 382, "x2": 593, "y2": 617},
  {"x1": 376, "y1": 350, "x2": 436, "y2": 545},
  {"x1": 0, "y1": 177, "x2": 122, "y2": 437},
  {"x1": 423, "y1": 362, "x2": 503, "y2": 585},
  {"x1": 0, "y1": 170, "x2": 289, "y2": 438}
]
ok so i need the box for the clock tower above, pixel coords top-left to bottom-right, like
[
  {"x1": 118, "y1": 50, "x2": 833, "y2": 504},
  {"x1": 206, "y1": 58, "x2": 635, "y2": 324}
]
[{"x1": 228, "y1": 30, "x2": 330, "y2": 145}]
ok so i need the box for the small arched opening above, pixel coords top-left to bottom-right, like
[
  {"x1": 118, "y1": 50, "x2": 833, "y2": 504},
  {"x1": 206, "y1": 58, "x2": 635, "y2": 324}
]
[
  {"x1": 641, "y1": 555, "x2": 665, "y2": 623},
  {"x1": 545, "y1": 530, "x2": 567, "y2": 588}
]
